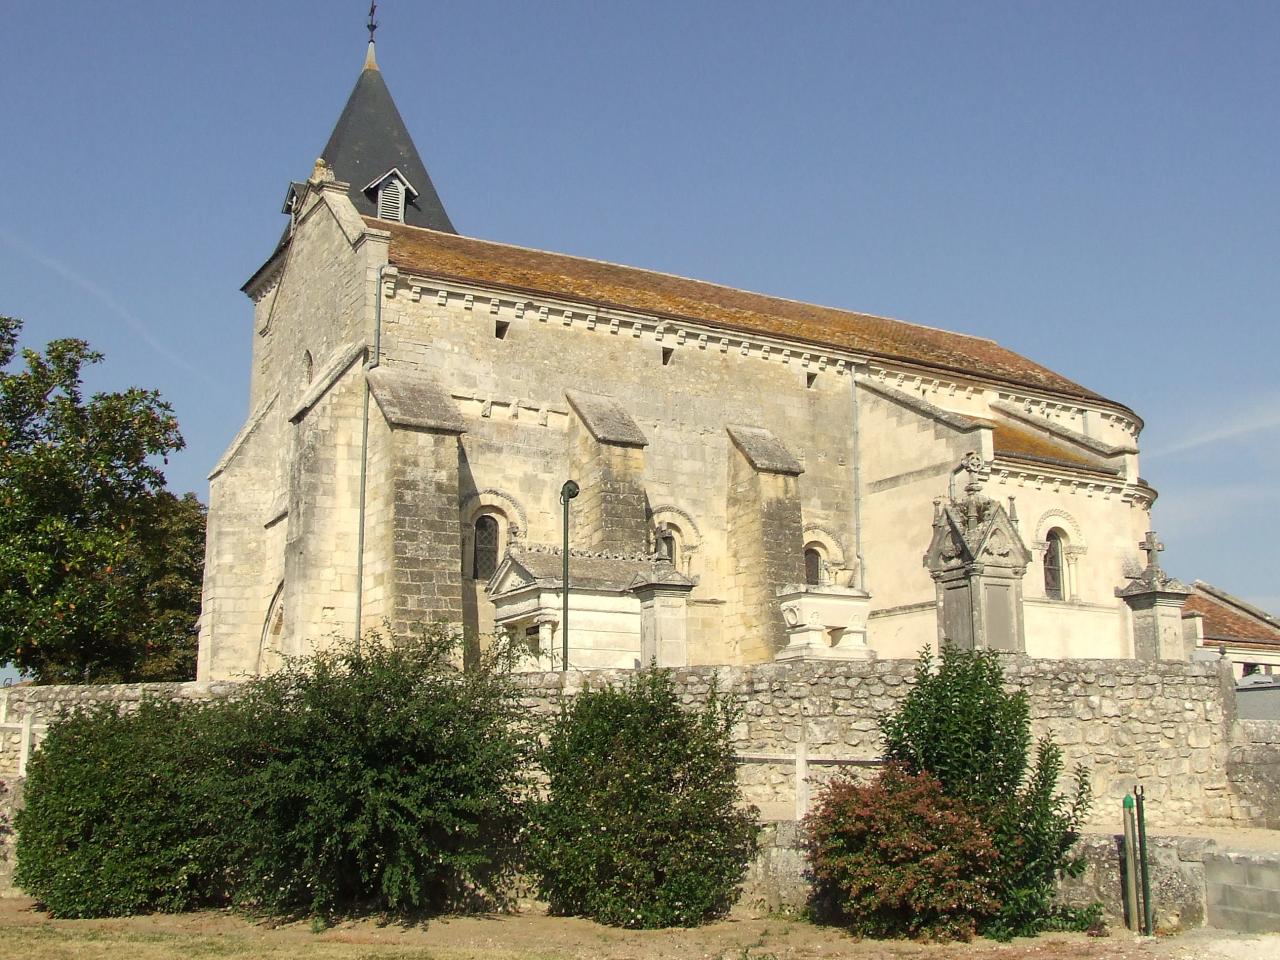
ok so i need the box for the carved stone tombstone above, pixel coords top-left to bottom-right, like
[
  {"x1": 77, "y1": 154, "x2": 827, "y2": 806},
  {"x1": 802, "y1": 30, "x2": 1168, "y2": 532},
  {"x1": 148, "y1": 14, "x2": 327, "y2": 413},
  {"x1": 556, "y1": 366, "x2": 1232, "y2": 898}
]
[
  {"x1": 1115, "y1": 530, "x2": 1192, "y2": 661},
  {"x1": 923, "y1": 453, "x2": 1033, "y2": 652}
]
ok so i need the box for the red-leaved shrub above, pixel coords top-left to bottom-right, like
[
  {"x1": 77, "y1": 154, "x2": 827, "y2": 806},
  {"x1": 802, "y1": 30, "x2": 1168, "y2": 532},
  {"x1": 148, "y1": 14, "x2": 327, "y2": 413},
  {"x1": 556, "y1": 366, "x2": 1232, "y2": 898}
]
[{"x1": 805, "y1": 765, "x2": 1000, "y2": 942}]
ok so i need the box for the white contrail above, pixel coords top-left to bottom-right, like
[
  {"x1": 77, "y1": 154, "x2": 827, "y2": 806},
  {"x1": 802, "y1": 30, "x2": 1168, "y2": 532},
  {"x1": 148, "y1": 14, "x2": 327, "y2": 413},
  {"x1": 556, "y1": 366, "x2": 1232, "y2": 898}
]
[
  {"x1": 1145, "y1": 406, "x2": 1280, "y2": 458},
  {"x1": 0, "y1": 229, "x2": 217, "y2": 385}
]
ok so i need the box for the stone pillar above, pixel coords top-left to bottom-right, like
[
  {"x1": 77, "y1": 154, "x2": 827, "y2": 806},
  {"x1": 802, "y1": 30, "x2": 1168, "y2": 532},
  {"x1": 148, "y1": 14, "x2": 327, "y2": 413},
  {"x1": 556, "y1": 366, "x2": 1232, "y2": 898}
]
[
  {"x1": 1116, "y1": 531, "x2": 1192, "y2": 661},
  {"x1": 630, "y1": 562, "x2": 695, "y2": 667},
  {"x1": 724, "y1": 425, "x2": 806, "y2": 661},
  {"x1": 566, "y1": 391, "x2": 649, "y2": 554},
  {"x1": 367, "y1": 366, "x2": 469, "y2": 638}
]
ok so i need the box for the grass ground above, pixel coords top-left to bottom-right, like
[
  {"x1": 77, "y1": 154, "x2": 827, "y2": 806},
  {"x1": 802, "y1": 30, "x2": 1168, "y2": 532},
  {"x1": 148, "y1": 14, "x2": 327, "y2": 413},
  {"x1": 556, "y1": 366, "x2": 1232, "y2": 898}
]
[{"x1": 3, "y1": 897, "x2": 1279, "y2": 960}]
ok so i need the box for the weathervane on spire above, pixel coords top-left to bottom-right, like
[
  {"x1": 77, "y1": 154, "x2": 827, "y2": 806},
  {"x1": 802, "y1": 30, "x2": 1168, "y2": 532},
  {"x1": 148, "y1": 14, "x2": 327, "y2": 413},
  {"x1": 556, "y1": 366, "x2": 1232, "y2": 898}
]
[{"x1": 367, "y1": 1, "x2": 378, "y2": 43}]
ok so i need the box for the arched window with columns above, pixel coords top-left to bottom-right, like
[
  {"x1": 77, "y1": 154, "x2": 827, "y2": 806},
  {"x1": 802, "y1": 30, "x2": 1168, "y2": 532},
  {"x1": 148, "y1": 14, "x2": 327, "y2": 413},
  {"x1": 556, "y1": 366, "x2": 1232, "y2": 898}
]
[
  {"x1": 1043, "y1": 528, "x2": 1066, "y2": 600},
  {"x1": 1034, "y1": 510, "x2": 1085, "y2": 603}
]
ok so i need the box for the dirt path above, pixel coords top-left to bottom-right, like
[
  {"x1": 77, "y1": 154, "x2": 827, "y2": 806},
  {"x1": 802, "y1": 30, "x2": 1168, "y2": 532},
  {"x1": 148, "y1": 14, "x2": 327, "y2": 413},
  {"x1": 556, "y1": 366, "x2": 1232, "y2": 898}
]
[{"x1": 1, "y1": 896, "x2": 1277, "y2": 960}]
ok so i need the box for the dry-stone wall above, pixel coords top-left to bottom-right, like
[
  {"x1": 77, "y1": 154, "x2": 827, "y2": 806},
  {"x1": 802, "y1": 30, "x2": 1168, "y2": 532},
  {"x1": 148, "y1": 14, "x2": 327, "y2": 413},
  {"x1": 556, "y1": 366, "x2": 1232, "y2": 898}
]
[
  {"x1": 1227, "y1": 720, "x2": 1280, "y2": 829},
  {"x1": 0, "y1": 777, "x2": 16, "y2": 894},
  {"x1": 0, "y1": 681, "x2": 239, "y2": 778},
  {"x1": 513, "y1": 657, "x2": 1240, "y2": 829},
  {"x1": 0, "y1": 657, "x2": 1254, "y2": 831}
]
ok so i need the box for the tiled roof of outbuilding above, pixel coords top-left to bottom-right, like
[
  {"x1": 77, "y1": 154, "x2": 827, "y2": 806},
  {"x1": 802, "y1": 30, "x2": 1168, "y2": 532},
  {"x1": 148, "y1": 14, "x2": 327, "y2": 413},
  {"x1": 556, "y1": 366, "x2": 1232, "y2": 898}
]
[
  {"x1": 374, "y1": 219, "x2": 1132, "y2": 411},
  {"x1": 1184, "y1": 584, "x2": 1280, "y2": 646}
]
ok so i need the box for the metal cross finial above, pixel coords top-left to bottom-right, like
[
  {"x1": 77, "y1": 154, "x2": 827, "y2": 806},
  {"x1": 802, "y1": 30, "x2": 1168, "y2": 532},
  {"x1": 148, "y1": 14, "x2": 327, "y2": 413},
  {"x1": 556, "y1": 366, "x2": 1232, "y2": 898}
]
[
  {"x1": 1139, "y1": 530, "x2": 1164, "y2": 575},
  {"x1": 367, "y1": 1, "x2": 378, "y2": 42}
]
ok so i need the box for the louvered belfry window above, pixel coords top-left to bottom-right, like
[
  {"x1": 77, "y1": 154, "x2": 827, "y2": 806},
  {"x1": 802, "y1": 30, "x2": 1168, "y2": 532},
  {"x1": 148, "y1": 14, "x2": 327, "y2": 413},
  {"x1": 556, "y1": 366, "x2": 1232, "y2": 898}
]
[{"x1": 377, "y1": 179, "x2": 404, "y2": 222}]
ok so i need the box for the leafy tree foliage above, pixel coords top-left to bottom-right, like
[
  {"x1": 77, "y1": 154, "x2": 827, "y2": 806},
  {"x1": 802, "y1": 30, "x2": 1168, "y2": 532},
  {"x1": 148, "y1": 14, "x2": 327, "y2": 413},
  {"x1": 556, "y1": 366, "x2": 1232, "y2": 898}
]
[
  {"x1": 0, "y1": 317, "x2": 202, "y2": 682},
  {"x1": 530, "y1": 668, "x2": 759, "y2": 928},
  {"x1": 880, "y1": 646, "x2": 1094, "y2": 938},
  {"x1": 806, "y1": 765, "x2": 999, "y2": 942}
]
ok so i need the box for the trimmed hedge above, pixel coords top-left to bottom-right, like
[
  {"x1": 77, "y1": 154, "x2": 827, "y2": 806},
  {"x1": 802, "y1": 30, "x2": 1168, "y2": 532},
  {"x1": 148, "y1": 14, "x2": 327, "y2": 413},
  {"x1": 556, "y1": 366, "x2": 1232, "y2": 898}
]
[{"x1": 529, "y1": 668, "x2": 759, "y2": 928}]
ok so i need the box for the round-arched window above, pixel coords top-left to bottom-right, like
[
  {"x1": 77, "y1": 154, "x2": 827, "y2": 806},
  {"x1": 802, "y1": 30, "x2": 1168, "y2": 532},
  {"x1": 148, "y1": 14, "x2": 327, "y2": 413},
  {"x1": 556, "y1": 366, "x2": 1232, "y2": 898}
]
[
  {"x1": 804, "y1": 547, "x2": 824, "y2": 586},
  {"x1": 1044, "y1": 529, "x2": 1065, "y2": 600},
  {"x1": 473, "y1": 515, "x2": 500, "y2": 581}
]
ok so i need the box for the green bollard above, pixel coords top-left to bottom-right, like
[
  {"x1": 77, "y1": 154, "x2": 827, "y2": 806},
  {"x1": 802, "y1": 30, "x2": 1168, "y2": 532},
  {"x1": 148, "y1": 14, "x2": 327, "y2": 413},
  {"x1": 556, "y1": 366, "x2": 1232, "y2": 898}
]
[
  {"x1": 1136, "y1": 784, "x2": 1153, "y2": 935},
  {"x1": 1123, "y1": 793, "x2": 1139, "y2": 932}
]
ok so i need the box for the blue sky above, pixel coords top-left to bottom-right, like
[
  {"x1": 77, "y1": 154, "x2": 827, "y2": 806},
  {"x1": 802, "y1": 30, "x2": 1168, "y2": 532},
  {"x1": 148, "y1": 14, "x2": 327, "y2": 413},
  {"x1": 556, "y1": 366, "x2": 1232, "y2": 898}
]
[{"x1": 1, "y1": 1, "x2": 1277, "y2": 627}]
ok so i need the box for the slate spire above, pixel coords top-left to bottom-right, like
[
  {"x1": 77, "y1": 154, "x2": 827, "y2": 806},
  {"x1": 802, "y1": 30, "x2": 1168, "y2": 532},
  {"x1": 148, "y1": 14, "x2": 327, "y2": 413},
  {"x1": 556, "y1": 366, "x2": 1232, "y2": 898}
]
[{"x1": 318, "y1": 27, "x2": 456, "y2": 233}]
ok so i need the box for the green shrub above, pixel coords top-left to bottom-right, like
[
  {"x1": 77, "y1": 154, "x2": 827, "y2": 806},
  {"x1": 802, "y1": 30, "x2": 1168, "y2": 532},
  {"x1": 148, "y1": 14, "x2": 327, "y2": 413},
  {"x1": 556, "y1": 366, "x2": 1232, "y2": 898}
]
[
  {"x1": 879, "y1": 645, "x2": 1030, "y2": 808},
  {"x1": 14, "y1": 624, "x2": 534, "y2": 921},
  {"x1": 806, "y1": 765, "x2": 999, "y2": 942},
  {"x1": 14, "y1": 700, "x2": 226, "y2": 917},
  {"x1": 880, "y1": 646, "x2": 1093, "y2": 939},
  {"x1": 213, "y1": 626, "x2": 534, "y2": 919},
  {"x1": 530, "y1": 668, "x2": 759, "y2": 928}
]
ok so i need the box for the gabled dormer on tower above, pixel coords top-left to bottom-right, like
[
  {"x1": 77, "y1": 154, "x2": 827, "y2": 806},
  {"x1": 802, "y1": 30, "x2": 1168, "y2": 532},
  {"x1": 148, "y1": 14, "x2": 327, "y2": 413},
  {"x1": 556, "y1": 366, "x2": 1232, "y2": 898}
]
[
  {"x1": 317, "y1": 40, "x2": 455, "y2": 232},
  {"x1": 363, "y1": 167, "x2": 417, "y2": 223}
]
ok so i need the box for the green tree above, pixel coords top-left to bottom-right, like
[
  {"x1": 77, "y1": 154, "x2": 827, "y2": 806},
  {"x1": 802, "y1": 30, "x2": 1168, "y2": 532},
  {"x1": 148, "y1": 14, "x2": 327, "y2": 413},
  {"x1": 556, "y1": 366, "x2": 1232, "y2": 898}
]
[{"x1": 0, "y1": 316, "x2": 202, "y2": 682}]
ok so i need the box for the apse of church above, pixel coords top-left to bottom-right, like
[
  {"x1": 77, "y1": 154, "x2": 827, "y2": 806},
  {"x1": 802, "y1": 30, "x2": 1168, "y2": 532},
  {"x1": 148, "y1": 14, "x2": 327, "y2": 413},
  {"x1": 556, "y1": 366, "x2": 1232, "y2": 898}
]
[{"x1": 196, "y1": 37, "x2": 1178, "y2": 681}]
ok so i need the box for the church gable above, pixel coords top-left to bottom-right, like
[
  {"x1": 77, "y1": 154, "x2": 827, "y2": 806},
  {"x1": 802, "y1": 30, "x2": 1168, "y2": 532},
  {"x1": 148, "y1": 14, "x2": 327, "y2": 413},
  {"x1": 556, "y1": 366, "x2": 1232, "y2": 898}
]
[{"x1": 487, "y1": 554, "x2": 537, "y2": 597}]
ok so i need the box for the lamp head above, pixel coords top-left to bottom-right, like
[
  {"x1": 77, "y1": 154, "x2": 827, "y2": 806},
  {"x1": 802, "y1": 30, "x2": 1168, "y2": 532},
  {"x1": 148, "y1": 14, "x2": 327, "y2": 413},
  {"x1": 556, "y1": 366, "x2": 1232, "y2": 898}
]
[{"x1": 560, "y1": 480, "x2": 580, "y2": 502}]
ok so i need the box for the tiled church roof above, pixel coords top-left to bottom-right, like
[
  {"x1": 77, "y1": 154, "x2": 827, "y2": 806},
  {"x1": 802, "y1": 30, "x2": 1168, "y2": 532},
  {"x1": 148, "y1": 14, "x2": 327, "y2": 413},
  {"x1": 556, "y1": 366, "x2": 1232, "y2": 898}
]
[
  {"x1": 375, "y1": 219, "x2": 1131, "y2": 411},
  {"x1": 990, "y1": 421, "x2": 1117, "y2": 474}
]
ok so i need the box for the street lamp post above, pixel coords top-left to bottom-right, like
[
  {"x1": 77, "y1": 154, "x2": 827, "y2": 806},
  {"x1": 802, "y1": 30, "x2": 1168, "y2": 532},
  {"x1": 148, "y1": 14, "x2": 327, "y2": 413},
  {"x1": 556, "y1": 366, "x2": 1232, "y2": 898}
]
[{"x1": 559, "y1": 480, "x2": 580, "y2": 672}]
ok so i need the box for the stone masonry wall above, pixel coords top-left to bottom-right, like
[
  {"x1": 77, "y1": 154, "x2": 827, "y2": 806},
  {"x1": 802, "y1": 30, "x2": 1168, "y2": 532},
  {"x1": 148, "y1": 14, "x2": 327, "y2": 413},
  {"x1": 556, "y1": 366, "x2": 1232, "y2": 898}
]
[
  {"x1": 0, "y1": 658, "x2": 1257, "y2": 831},
  {"x1": 1227, "y1": 720, "x2": 1280, "y2": 829},
  {"x1": 390, "y1": 429, "x2": 464, "y2": 635},
  {"x1": 510, "y1": 657, "x2": 1242, "y2": 829}
]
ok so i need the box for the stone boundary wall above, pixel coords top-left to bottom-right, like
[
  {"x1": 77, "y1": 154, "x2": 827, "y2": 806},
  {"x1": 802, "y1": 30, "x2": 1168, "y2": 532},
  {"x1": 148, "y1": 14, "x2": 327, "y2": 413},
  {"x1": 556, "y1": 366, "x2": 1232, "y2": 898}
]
[
  {"x1": 0, "y1": 657, "x2": 1255, "y2": 829},
  {"x1": 514, "y1": 657, "x2": 1242, "y2": 829},
  {"x1": 0, "y1": 681, "x2": 238, "y2": 778},
  {"x1": 1227, "y1": 720, "x2": 1280, "y2": 830},
  {"x1": 0, "y1": 777, "x2": 16, "y2": 895},
  {"x1": 744, "y1": 825, "x2": 1280, "y2": 934}
]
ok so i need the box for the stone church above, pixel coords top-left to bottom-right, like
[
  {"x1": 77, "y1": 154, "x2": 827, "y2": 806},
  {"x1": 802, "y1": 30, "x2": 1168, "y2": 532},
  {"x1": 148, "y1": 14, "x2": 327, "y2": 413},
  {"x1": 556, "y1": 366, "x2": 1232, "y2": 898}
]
[{"x1": 196, "y1": 39, "x2": 1186, "y2": 680}]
